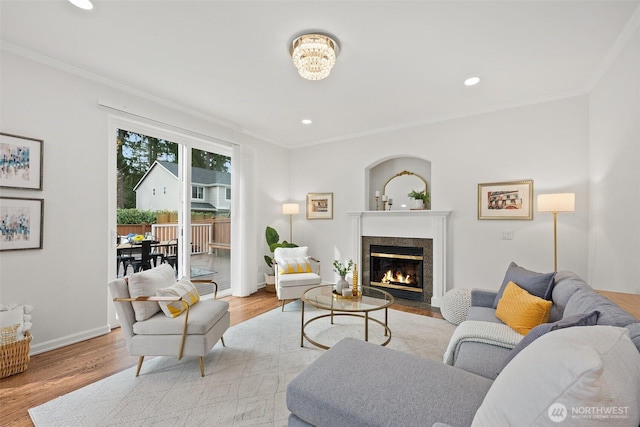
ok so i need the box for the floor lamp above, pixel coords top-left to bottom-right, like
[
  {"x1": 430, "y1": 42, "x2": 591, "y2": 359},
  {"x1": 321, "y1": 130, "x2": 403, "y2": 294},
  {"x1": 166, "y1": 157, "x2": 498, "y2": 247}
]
[
  {"x1": 282, "y1": 203, "x2": 300, "y2": 243},
  {"x1": 537, "y1": 193, "x2": 575, "y2": 272}
]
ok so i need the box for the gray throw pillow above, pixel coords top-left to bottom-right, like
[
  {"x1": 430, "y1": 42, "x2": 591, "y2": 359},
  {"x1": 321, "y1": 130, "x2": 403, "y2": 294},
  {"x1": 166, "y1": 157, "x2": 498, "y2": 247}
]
[
  {"x1": 493, "y1": 262, "x2": 556, "y2": 308},
  {"x1": 497, "y1": 310, "x2": 600, "y2": 374}
]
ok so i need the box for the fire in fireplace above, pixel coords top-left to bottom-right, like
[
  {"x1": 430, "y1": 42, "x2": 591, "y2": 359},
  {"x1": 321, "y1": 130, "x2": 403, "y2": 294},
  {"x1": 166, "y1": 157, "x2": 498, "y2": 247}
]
[{"x1": 370, "y1": 245, "x2": 423, "y2": 300}]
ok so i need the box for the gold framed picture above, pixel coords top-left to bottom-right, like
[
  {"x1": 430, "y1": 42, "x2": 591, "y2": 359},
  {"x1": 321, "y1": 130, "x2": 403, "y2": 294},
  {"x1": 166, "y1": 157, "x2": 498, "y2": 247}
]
[
  {"x1": 306, "y1": 193, "x2": 333, "y2": 220},
  {"x1": 478, "y1": 180, "x2": 533, "y2": 220}
]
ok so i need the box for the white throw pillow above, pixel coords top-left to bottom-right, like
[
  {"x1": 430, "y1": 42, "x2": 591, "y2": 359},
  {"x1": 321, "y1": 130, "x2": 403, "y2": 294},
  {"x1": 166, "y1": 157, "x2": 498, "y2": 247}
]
[
  {"x1": 274, "y1": 246, "x2": 308, "y2": 263},
  {"x1": 156, "y1": 277, "x2": 201, "y2": 318},
  {"x1": 472, "y1": 326, "x2": 640, "y2": 426},
  {"x1": 127, "y1": 264, "x2": 177, "y2": 321},
  {"x1": 0, "y1": 305, "x2": 25, "y2": 341}
]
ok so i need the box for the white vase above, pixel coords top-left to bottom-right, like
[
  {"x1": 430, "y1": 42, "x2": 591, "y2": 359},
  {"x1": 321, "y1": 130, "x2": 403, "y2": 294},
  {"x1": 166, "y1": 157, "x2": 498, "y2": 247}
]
[
  {"x1": 410, "y1": 199, "x2": 425, "y2": 210},
  {"x1": 335, "y1": 276, "x2": 348, "y2": 293}
]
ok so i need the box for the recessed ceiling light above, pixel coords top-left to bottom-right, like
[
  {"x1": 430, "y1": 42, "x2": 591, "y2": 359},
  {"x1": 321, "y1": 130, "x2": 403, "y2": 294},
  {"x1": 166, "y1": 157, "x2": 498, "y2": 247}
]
[
  {"x1": 301, "y1": 119, "x2": 312, "y2": 125},
  {"x1": 464, "y1": 76, "x2": 481, "y2": 86},
  {"x1": 69, "y1": 0, "x2": 94, "y2": 10}
]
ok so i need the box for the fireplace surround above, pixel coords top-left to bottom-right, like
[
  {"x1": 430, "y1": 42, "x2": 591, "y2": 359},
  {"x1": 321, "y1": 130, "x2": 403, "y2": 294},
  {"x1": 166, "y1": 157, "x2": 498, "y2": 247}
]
[
  {"x1": 349, "y1": 210, "x2": 450, "y2": 307},
  {"x1": 364, "y1": 239, "x2": 432, "y2": 302}
]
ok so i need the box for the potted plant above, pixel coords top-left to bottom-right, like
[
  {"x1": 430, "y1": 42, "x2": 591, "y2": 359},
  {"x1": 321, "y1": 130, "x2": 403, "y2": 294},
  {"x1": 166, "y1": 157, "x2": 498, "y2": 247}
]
[
  {"x1": 264, "y1": 226, "x2": 298, "y2": 292},
  {"x1": 408, "y1": 189, "x2": 430, "y2": 210},
  {"x1": 332, "y1": 259, "x2": 353, "y2": 292}
]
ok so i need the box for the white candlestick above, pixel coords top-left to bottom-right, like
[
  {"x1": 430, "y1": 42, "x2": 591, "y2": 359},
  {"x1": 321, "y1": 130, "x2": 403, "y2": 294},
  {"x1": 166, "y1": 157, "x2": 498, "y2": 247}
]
[
  {"x1": 382, "y1": 195, "x2": 388, "y2": 201},
  {"x1": 375, "y1": 191, "x2": 381, "y2": 197}
]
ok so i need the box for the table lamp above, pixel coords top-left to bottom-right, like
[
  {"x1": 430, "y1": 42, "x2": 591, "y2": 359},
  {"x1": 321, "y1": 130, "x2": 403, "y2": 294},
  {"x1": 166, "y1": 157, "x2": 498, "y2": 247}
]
[
  {"x1": 282, "y1": 203, "x2": 300, "y2": 242},
  {"x1": 537, "y1": 193, "x2": 575, "y2": 271}
]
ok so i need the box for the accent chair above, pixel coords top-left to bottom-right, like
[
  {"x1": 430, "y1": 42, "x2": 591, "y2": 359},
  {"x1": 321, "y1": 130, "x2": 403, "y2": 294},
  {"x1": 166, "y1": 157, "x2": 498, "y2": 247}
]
[
  {"x1": 108, "y1": 264, "x2": 230, "y2": 377},
  {"x1": 274, "y1": 246, "x2": 321, "y2": 311}
]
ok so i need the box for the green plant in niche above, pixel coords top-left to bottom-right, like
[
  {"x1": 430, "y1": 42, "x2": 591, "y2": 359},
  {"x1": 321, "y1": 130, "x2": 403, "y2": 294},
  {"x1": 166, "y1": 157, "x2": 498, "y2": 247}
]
[
  {"x1": 408, "y1": 189, "x2": 430, "y2": 204},
  {"x1": 264, "y1": 226, "x2": 298, "y2": 271}
]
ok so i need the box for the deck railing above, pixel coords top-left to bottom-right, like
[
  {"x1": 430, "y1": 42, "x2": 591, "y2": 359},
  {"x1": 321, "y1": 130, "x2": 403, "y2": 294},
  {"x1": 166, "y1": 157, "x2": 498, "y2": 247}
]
[{"x1": 148, "y1": 218, "x2": 230, "y2": 255}]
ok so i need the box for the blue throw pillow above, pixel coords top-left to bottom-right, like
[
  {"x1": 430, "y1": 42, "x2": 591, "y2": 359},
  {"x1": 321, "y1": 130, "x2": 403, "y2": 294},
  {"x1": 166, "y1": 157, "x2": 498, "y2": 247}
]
[
  {"x1": 493, "y1": 262, "x2": 556, "y2": 308},
  {"x1": 497, "y1": 310, "x2": 600, "y2": 374}
]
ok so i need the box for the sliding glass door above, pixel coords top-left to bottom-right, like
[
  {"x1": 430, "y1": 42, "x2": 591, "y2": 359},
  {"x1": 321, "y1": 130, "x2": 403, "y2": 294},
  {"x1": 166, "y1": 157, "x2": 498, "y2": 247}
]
[{"x1": 111, "y1": 118, "x2": 231, "y2": 298}]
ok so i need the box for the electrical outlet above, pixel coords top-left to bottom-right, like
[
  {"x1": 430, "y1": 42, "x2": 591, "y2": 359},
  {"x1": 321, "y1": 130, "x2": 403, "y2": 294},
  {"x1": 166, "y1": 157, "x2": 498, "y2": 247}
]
[{"x1": 501, "y1": 230, "x2": 514, "y2": 240}]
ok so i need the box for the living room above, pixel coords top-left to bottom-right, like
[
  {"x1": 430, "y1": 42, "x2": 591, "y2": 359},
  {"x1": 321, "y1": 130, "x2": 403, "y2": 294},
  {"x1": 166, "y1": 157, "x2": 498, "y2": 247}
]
[{"x1": 1, "y1": 1, "x2": 639, "y2": 424}]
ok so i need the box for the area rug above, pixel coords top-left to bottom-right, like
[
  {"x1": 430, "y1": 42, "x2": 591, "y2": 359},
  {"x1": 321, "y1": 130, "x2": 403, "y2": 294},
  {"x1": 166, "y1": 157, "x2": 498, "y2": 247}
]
[{"x1": 29, "y1": 301, "x2": 456, "y2": 426}]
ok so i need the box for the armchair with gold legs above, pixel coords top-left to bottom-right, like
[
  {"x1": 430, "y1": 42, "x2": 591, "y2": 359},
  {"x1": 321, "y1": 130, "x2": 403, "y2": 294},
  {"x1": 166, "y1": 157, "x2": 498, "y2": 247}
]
[
  {"x1": 108, "y1": 264, "x2": 230, "y2": 377},
  {"x1": 274, "y1": 246, "x2": 322, "y2": 311}
]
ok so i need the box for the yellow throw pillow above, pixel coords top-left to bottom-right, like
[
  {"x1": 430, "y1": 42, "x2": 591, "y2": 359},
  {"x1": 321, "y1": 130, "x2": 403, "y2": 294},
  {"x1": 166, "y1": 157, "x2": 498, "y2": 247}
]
[
  {"x1": 496, "y1": 281, "x2": 552, "y2": 335},
  {"x1": 156, "y1": 278, "x2": 201, "y2": 318},
  {"x1": 278, "y1": 257, "x2": 313, "y2": 275}
]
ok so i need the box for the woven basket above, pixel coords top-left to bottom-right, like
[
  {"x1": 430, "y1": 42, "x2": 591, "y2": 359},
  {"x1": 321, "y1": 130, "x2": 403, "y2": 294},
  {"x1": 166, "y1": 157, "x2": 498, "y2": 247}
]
[
  {"x1": 0, "y1": 331, "x2": 32, "y2": 378},
  {"x1": 265, "y1": 283, "x2": 276, "y2": 293}
]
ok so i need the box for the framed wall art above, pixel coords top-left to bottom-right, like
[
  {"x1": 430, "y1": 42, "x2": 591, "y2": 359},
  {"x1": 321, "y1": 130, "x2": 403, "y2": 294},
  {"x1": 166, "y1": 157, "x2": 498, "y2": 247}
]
[
  {"x1": 306, "y1": 192, "x2": 333, "y2": 220},
  {"x1": 478, "y1": 180, "x2": 533, "y2": 220},
  {"x1": 0, "y1": 197, "x2": 44, "y2": 251},
  {"x1": 0, "y1": 132, "x2": 43, "y2": 190}
]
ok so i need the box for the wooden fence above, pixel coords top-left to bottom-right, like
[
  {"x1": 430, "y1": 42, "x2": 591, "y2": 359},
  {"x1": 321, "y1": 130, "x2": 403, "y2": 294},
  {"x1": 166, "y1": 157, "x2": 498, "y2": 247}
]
[{"x1": 116, "y1": 218, "x2": 230, "y2": 255}]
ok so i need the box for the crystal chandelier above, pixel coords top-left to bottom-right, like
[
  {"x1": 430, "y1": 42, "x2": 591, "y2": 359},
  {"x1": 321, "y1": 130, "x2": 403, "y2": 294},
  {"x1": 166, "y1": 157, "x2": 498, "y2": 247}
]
[{"x1": 290, "y1": 33, "x2": 339, "y2": 81}]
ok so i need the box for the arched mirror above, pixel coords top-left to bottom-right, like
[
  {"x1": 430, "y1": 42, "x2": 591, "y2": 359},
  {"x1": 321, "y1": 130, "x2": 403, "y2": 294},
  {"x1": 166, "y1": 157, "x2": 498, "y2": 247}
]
[{"x1": 383, "y1": 171, "x2": 427, "y2": 210}]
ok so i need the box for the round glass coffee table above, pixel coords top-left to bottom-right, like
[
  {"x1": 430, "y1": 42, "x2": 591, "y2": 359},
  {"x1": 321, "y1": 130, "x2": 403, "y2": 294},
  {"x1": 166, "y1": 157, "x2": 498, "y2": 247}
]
[{"x1": 301, "y1": 285, "x2": 394, "y2": 349}]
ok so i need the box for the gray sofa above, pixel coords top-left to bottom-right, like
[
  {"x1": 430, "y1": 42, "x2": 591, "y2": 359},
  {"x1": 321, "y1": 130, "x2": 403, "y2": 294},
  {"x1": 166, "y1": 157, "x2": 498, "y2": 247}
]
[{"x1": 286, "y1": 268, "x2": 640, "y2": 426}]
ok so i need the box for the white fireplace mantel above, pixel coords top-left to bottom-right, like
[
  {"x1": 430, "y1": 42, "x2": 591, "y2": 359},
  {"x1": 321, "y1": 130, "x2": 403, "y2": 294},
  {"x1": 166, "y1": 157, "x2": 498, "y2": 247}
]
[{"x1": 348, "y1": 210, "x2": 451, "y2": 307}]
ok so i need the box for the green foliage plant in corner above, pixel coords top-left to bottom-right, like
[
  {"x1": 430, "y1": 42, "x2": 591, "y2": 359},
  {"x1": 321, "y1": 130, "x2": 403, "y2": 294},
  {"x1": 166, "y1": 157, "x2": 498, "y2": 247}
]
[{"x1": 264, "y1": 226, "x2": 298, "y2": 272}]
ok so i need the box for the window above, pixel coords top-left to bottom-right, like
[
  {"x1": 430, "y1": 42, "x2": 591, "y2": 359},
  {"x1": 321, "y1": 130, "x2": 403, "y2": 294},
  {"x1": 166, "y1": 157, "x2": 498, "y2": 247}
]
[
  {"x1": 226, "y1": 187, "x2": 231, "y2": 200},
  {"x1": 192, "y1": 186, "x2": 204, "y2": 200}
]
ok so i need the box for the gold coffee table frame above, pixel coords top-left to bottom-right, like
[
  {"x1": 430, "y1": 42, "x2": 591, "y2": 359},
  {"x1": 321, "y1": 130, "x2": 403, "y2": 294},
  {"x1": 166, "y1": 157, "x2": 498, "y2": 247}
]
[{"x1": 301, "y1": 285, "x2": 394, "y2": 349}]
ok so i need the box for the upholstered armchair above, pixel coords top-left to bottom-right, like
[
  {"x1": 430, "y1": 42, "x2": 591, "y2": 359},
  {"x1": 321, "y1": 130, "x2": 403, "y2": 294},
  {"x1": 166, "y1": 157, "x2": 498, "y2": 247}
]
[
  {"x1": 108, "y1": 264, "x2": 230, "y2": 377},
  {"x1": 273, "y1": 246, "x2": 321, "y2": 310}
]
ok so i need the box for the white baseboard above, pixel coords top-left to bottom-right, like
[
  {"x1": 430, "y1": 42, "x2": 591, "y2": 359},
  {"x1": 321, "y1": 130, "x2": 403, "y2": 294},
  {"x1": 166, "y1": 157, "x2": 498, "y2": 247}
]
[
  {"x1": 30, "y1": 325, "x2": 111, "y2": 356},
  {"x1": 430, "y1": 296, "x2": 442, "y2": 308}
]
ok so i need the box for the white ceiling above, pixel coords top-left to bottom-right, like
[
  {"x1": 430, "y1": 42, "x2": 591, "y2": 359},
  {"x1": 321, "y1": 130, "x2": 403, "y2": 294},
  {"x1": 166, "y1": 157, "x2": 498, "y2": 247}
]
[{"x1": 1, "y1": 1, "x2": 638, "y2": 147}]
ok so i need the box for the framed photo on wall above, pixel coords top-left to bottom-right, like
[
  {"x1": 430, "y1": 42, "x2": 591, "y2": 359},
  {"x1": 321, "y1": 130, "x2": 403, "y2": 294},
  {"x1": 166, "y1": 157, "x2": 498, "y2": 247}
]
[
  {"x1": 478, "y1": 180, "x2": 533, "y2": 220},
  {"x1": 306, "y1": 193, "x2": 333, "y2": 220},
  {"x1": 0, "y1": 132, "x2": 44, "y2": 190},
  {"x1": 0, "y1": 197, "x2": 44, "y2": 251}
]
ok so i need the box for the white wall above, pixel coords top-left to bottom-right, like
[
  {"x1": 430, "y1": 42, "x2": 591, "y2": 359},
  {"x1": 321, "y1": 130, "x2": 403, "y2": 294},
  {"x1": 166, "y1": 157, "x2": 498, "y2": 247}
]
[
  {"x1": 2, "y1": 19, "x2": 638, "y2": 354},
  {"x1": 0, "y1": 51, "x2": 288, "y2": 354},
  {"x1": 588, "y1": 25, "x2": 640, "y2": 293},
  {"x1": 290, "y1": 97, "x2": 591, "y2": 291}
]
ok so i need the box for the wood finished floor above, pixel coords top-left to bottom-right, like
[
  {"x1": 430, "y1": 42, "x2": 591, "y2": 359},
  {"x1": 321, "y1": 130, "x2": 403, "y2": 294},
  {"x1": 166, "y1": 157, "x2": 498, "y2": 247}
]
[{"x1": 0, "y1": 289, "x2": 441, "y2": 427}]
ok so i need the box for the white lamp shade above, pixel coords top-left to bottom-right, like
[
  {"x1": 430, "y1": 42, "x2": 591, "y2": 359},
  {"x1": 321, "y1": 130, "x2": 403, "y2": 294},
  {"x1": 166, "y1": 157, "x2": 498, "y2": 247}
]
[
  {"x1": 537, "y1": 193, "x2": 575, "y2": 213},
  {"x1": 282, "y1": 203, "x2": 300, "y2": 215}
]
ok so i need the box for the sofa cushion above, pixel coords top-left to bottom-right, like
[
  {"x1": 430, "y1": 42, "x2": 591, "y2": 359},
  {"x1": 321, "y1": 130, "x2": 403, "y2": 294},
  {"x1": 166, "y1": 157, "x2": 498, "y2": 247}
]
[
  {"x1": 132, "y1": 299, "x2": 229, "y2": 335},
  {"x1": 472, "y1": 326, "x2": 640, "y2": 427},
  {"x1": 278, "y1": 272, "x2": 321, "y2": 287},
  {"x1": 565, "y1": 289, "x2": 637, "y2": 328},
  {"x1": 495, "y1": 282, "x2": 552, "y2": 335},
  {"x1": 156, "y1": 277, "x2": 201, "y2": 318},
  {"x1": 127, "y1": 264, "x2": 177, "y2": 321},
  {"x1": 548, "y1": 271, "x2": 592, "y2": 321},
  {"x1": 287, "y1": 338, "x2": 493, "y2": 427},
  {"x1": 498, "y1": 310, "x2": 600, "y2": 373},
  {"x1": 493, "y1": 262, "x2": 555, "y2": 308}
]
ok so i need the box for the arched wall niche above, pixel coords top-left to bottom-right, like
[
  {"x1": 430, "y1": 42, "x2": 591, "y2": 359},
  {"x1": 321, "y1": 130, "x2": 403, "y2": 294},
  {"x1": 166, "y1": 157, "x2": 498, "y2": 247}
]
[{"x1": 366, "y1": 156, "x2": 432, "y2": 210}]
